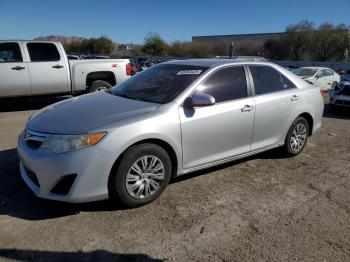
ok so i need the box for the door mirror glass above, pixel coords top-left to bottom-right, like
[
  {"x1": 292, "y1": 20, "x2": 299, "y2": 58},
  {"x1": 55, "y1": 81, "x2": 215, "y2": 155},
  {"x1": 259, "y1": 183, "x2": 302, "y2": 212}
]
[{"x1": 185, "y1": 92, "x2": 215, "y2": 107}]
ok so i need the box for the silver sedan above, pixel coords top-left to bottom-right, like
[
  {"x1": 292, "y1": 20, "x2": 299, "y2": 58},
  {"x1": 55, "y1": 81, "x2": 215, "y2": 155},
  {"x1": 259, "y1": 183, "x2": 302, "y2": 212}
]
[{"x1": 17, "y1": 59, "x2": 324, "y2": 207}]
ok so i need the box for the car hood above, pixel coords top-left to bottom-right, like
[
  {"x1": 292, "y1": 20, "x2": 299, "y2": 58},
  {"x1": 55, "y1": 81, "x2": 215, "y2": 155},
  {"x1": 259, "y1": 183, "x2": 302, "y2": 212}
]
[
  {"x1": 28, "y1": 92, "x2": 160, "y2": 134},
  {"x1": 299, "y1": 75, "x2": 312, "y2": 79}
]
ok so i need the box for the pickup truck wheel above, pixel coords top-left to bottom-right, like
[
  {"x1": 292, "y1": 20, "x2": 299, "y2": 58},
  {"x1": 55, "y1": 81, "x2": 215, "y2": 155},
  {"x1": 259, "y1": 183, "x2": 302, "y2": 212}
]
[
  {"x1": 109, "y1": 143, "x2": 172, "y2": 208},
  {"x1": 89, "y1": 80, "x2": 112, "y2": 93}
]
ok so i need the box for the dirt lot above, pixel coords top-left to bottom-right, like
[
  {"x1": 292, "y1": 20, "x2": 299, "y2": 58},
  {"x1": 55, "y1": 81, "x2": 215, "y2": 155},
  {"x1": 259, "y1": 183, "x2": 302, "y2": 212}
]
[{"x1": 0, "y1": 95, "x2": 349, "y2": 262}]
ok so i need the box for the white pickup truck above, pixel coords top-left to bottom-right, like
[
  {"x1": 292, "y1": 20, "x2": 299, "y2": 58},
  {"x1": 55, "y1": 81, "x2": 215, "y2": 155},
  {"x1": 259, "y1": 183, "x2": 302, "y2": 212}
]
[{"x1": 0, "y1": 40, "x2": 132, "y2": 98}]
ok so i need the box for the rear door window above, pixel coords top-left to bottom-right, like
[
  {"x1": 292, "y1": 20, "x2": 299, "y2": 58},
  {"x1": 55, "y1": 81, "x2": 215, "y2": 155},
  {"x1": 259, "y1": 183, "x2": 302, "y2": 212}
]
[
  {"x1": 0, "y1": 42, "x2": 23, "y2": 62},
  {"x1": 27, "y1": 43, "x2": 60, "y2": 62},
  {"x1": 250, "y1": 66, "x2": 295, "y2": 95},
  {"x1": 197, "y1": 66, "x2": 248, "y2": 103}
]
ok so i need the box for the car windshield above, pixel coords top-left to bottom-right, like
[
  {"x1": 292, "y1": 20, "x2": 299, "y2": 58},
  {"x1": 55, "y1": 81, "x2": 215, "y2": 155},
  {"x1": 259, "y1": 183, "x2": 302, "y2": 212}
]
[
  {"x1": 341, "y1": 74, "x2": 350, "y2": 82},
  {"x1": 293, "y1": 68, "x2": 318, "y2": 77},
  {"x1": 111, "y1": 63, "x2": 208, "y2": 104}
]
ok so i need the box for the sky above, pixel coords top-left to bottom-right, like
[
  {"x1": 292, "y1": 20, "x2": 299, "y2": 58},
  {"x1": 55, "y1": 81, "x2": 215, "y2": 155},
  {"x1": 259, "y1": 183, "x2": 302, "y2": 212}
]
[{"x1": 1, "y1": 0, "x2": 349, "y2": 44}]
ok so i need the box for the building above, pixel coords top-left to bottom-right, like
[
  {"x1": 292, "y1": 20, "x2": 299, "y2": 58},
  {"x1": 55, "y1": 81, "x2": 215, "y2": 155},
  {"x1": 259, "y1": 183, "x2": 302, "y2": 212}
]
[{"x1": 192, "y1": 32, "x2": 283, "y2": 48}]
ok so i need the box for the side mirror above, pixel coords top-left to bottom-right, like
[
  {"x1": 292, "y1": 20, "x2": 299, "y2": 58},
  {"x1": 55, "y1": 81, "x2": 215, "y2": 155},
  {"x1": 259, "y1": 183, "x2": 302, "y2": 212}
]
[{"x1": 184, "y1": 92, "x2": 215, "y2": 107}]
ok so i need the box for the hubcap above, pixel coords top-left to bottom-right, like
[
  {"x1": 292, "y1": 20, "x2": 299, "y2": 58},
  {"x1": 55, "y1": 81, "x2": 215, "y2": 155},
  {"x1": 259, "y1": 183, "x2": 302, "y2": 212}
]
[
  {"x1": 125, "y1": 155, "x2": 165, "y2": 199},
  {"x1": 96, "y1": 87, "x2": 108, "y2": 92},
  {"x1": 290, "y1": 123, "x2": 307, "y2": 152}
]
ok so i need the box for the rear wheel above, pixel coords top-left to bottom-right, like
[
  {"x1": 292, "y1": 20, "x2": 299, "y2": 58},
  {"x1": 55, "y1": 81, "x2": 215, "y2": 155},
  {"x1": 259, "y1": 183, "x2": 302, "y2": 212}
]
[
  {"x1": 109, "y1": 144, "x2": 172, "y2": 207},
  {"x1": 88, "y1": 80, "x2": 112, "y2": 93},
  {"x1": 283, "y1": 117, "x2": 309, "y2": 157}
]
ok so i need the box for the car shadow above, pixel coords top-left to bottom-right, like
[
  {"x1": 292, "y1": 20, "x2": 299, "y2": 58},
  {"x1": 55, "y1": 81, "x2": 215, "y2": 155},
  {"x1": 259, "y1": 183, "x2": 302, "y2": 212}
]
[
  {"x1": 0, "y1": 147, "x2": 285, "y2": 221},
  {"x1": 171, "y1": 148, "x2": 286, "y2": 184},
  {"x1": 0, "y1": 96, "x2": 72, "y2": 112},
  {"x1": 0, "y1": 249, "x2": 164, "y2": 262}
]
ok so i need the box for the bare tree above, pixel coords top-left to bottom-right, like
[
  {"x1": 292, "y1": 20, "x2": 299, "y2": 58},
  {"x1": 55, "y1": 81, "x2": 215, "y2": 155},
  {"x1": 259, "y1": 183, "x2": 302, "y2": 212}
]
[
  {"x1": 309, "y1": 23, "x2": 349, "y2": 61},
  {"x1": 282, "y1": 20, "x2": 314, "y2": 60}
]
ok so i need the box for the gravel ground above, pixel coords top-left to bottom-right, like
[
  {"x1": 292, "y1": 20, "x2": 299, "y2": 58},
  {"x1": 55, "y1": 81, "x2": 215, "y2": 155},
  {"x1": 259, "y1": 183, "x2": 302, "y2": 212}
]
[{"x1": 0, "y1": 95, "x2": 349, "y2": 262}]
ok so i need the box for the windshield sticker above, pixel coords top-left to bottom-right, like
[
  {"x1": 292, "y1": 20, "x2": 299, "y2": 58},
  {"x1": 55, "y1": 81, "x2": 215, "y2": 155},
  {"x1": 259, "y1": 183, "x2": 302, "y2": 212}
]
[{"x1": 177, "y1": 70, "x2": 202, "y2": 75}]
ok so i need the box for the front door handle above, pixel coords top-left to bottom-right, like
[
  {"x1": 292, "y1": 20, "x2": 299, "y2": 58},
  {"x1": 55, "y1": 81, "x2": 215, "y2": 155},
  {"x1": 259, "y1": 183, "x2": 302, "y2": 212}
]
[
  {"x1": 291, "y1": 95, "x2": 299, "y2": 101},
  {"x1": 52, "y1": 64, "x2": 64, "y2": 69},
  {"x1": 241, "y1": 105, "x2": 254, "y2": 112},
  {"x1": 11, "y1": 66, "x2": 25, "y2": 70}
]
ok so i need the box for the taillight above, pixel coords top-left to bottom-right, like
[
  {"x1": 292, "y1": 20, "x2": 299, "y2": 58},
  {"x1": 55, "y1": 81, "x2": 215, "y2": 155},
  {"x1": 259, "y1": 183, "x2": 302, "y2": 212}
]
[{"x1": 126, "y1": 63, "x2": 132, "y2": 76}]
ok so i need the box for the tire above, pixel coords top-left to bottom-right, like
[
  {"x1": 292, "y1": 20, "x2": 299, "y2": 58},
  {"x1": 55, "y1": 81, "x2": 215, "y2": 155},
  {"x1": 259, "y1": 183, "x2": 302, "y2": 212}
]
[
  {"x1": 283, "y1": 117, "x2": 309, "y2": 157},
  {"x1": 331, "y1": 81, "x2": 338, "y2": 89},
  {"x1": 109, "y1": 143, "x2": 172, "y2": 207},
  {"x1": 88, "y1": 80, "x2": 112, "y2": 93}
]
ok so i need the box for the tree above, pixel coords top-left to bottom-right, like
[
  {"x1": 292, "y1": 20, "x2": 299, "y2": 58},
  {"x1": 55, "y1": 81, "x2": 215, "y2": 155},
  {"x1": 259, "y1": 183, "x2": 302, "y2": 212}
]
[
  {"x1": 210, "y1": 43, "x2": 228, "y2": 57},
  {"x1": 129, "y1": 45, "x2": 145, "y2": 56},
  {"x1": 63, "y1": 36, "x2": 116, "y2": 55},
  {"x1": 236, "y1": 43, "x2": 261, "y2": 56},
  {"x1": 282, "y1": 20, "x2": 314, "y2": 60},
  {"x1": 263, "y1": 37, "x2": 289, "y2": 60},
  {"x1": 188, "y1": 43, "x2": 211, "y2": 58},
  {"x1": 91, "y1": 36, "x2": 116, "y2": 55},
  {"x1": 169, "y1": 41, "x2": 192, "y2": 57},
  {"x1": 142, "y1": 33, "x2": 169, "y2": 56},
  {"x1": 309, "y1": 23, "x2": 349, "y2": 61}
]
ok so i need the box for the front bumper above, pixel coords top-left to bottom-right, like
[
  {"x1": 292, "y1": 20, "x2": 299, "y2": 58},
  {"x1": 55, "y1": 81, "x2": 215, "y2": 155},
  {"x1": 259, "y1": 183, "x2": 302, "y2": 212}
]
[{"x1": 17, "y1": 133, "x2": 116, "y2": 203}]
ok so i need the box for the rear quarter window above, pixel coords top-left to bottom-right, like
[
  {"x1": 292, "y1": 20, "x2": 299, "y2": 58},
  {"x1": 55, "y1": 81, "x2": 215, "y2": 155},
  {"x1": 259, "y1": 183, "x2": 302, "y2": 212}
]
[{"x1": 250, "y1": 65, "x2": 295, "y2": 95}]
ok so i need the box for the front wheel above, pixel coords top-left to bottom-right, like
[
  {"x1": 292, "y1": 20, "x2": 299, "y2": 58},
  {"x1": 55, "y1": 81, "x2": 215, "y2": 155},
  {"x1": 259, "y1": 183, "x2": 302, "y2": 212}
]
[
  {"x1": 109, "y1": 144, "x2": 172, "y2": 207},
  {"x1": 283, "y1": 117, "x2": 309, "y2": 157}
]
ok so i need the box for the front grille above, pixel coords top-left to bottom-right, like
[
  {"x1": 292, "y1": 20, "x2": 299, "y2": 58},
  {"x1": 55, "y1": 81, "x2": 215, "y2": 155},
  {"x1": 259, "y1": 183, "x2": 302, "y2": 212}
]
[
  {"x1": 50, "y1": 174, "x2": 77, "y2": 195},
  {"x1": 23, "y1": 165, "x2": 40, "y2": 188}
]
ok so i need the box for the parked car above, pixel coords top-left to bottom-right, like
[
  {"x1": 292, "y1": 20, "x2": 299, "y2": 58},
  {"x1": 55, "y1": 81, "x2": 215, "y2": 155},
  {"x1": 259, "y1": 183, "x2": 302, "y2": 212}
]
[
  {"x1": 336, "y1": 69, "x2": 347, "y2": 75},
  {"x1": 84, "y1": 55, "x2": 110, "y2": 59},
  {"x1": 0, "y1": 41, "x2": 131, "y2": 97},
  {"x1": 285, "y1": 65, "x2": 299, "y2": 72},
  {"x1": 293, "y1": 67, "x2": 340, "y2": 91},
  {"x1": 17, "y1": 59, "x2": 324, "y2": 207},
  {"x1": 329, "y1": 74, "x2": 350, "y2": 108}
]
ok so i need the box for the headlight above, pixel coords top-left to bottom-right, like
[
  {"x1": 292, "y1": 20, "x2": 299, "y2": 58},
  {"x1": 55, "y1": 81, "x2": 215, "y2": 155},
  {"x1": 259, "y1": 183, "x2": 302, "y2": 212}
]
[{"x1": 41, "y1": 132, "x2": 107, "y2": 153}]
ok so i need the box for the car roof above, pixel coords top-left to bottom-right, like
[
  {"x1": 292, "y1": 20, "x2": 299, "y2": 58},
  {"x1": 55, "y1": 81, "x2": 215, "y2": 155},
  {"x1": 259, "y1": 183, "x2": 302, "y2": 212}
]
[
  {"x1": 165, "y1": 58, "x2": 271, "y2": 68},
  {"x1": 299, "y1": 66, "x2": 331, "y2": 70},
  {"x1": 2, "y1": 39, "x2": 63, "y2": 44}
]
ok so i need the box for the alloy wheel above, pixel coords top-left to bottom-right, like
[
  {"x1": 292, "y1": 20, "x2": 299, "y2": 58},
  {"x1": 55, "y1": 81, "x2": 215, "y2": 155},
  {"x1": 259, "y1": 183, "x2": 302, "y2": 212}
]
[
  {"x1": 290, "y1": 123, "x2": 307, "y2": 152},
  {"x1": 125, "y1": 155, "x2": 165, "y2": 199}
]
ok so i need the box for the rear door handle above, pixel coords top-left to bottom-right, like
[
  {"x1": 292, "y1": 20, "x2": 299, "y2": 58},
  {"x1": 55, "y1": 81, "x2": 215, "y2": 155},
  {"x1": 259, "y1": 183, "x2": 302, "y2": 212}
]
[
  {"x1": 291, "y1": 95, "x2": 299, "y2": 101},
  {"x1": 11, "y1": 66, "x2": 25, "y2": 70},
  {"x1": 241, "y1": 105, "x2": 254, "y2": 112},
  {"x1": 52, "y1": 64, "x2": 64, "y2": 69}
]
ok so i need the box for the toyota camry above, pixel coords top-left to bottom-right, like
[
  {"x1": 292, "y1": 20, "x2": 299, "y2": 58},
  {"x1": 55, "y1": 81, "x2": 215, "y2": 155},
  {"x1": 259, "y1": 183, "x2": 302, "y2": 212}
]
[{"x1": 17, "y1": 59, "x2": 324, "y2": 207}]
